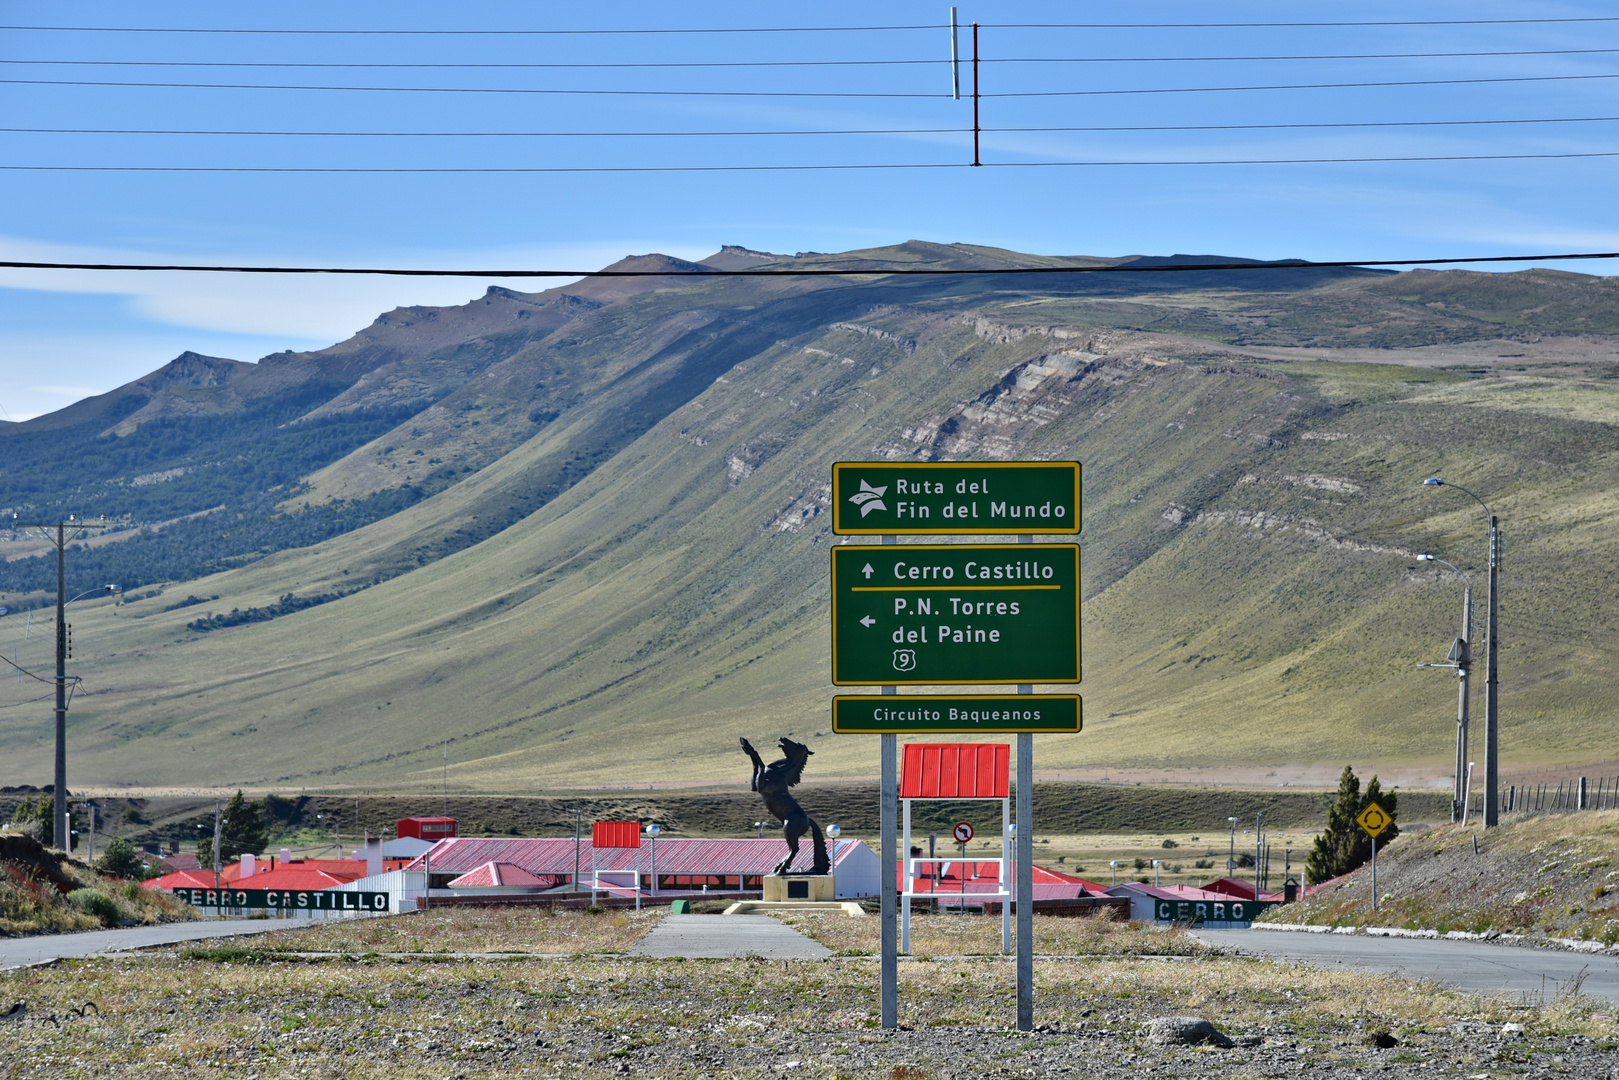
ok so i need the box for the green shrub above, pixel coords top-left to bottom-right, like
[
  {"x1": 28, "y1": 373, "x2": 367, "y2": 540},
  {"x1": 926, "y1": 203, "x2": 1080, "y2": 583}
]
[
  {"x1": 95, "y1": 837, "x2": 147, "y2": 880},
  {"x1": 67, "y1": 888, "x2": 121, "y2": 926}
]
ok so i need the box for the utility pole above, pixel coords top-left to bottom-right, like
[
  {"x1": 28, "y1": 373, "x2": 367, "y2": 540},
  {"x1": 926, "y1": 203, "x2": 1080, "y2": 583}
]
[
  {"x1": 1417, "y1": 554, "x2": 1473, "y2": 822},
  {"x1": 1485, "y1": 517, "x2": 1500, "y2": 827},
  {"x1": 9, "y1": 514, "x2": 113, "y2": 850},
  {"x1": 1422, "y1": 480, "x2": 1500, "y2": 828}
]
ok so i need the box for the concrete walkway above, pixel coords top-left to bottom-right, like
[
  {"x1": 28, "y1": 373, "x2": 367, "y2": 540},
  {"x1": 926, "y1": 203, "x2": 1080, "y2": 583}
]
[
  {"x1": 1196, "y1": 929, "x2": 1619, "y2": 1004},
  {"x1": 630, "y1": 914, "x2": 832, "y2": 959},
  {"x1": 0, "y1": 919, "x2": 310, "y2": 970}
]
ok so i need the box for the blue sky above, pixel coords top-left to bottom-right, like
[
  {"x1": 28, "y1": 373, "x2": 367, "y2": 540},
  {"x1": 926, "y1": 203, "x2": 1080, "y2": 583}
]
[{"x1": 2, "y1": 0, "x2": 1617, "y2": 418}]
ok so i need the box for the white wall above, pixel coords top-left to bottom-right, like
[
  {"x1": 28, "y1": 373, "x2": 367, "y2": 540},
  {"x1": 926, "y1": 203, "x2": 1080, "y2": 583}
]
[
  {"x1": 834, "y1": 840, "x2": 881, "y2": 899},
  {"x1": 331, "y1": 868, "x2": 426, "y2": 915}
]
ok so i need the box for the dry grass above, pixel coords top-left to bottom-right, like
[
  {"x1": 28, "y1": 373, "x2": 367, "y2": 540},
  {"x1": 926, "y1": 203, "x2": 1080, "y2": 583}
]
[
  {"x1": 224, "y1": 906, "x2": 662, "y2": 955},
  {"x1": 0, "y1": 944, "x2": 1611, "y2": 1078},
  {"x1": 1270, "y1": 811, "x2": 1619, "y2": 939},
  {"x1": 776, "y1": 910, "x2": 1210, "y2": 958}
]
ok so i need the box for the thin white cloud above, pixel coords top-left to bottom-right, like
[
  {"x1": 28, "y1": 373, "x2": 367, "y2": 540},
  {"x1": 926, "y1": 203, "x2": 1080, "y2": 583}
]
[{"x1": 0, "y1": 235, "x2": 715, "y2": 341}]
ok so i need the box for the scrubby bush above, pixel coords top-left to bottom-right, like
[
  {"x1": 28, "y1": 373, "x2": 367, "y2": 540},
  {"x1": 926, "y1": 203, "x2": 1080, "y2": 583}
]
[
  {"x1": 1161, "y1": 839, "x2": 1179, "y2": 849},
  {"x1": 95, "y1": 837, "x2": 147, "y2": 880},
  {"x1": 67, "y1": 888, "x2": 121, "y2": 926}
]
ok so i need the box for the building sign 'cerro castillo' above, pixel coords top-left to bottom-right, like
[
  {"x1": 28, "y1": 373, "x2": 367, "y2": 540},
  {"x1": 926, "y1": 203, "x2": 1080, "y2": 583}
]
[
  {"x1": 830, "y1": 544, "x2": 1080, "y2": 685},
  {"x1": 168, "y1": 888, "x2": 391, "y2": 911},
  {"x1": 832, "y1": 461, "x2": 1080, "y2": 535}
]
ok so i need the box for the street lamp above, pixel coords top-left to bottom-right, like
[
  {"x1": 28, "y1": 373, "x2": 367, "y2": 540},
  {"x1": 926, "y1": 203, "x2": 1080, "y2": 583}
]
[
  {"x1": 826, "y1": 823, "x2": 841, "y2": 868},
  {"x1": 1152, "y1": 859, "x2": 1162, "y2": 886},
  {"x1": 1109, "y1": 860, "x2": 1119, "y2": 886},
  {"x1": 1422, "y1": 478, "x2": 1500, "y2": 827},
  {"x1": 1417, "y1": 553, "x2": 1474, "y2": 823},
  {"x1": 646, "y1": 824, "x2": 660, "y2": 896},
  {"x1": 754, "y1": 820, "x2": 766, "y2": 840}
]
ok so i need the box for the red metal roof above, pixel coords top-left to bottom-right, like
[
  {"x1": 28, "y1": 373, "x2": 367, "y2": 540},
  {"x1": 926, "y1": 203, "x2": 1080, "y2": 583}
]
[
  {"x1": 592, "y1": 821, "x2": 642, "y2": 849},
  {"x1": 145, "y1": 869, "x2": 219, "y2": 891},
  {"x1": 406, "y1": 836, "x2": 867, "y2": 877},
  {"x1": 225, "y1": 867, "x2": 363, "y2": 891},
  {"x1": 900, "y1": 743, "x2": 1009, "y2": 799},
  {"x1": 446, "y1": 861, "x2": 552, "y2": 888},
  {"x1": 899, "y1": 861, "x2": 1096, "y2": 899}
]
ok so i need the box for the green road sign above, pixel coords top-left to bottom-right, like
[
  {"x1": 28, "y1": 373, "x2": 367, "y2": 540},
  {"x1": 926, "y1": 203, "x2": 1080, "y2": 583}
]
[
  {"x1": 832, "y1": 461, "x2": 1080, "y2": 535},
  {"x1": 168, "y1": 887, "x2": 391, "y2": 911},
  {"x1": 833, "y1": 694, "x2": 1081, "y2": 733},
  {"x1": 830, "y1": 543, "x2": 1080, "y2": 685}
]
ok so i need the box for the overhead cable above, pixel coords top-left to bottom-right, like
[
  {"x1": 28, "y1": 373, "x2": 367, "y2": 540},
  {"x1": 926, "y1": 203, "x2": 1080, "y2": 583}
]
[
  {"x1": 1, "y1": 250, "x2": 1616, "y2": 278},
  {"x1": 7, "y1": 71, "x2": 1617, "y2": 97},
  {"x1": 6, "y1": 47, "x2": 1619, "y2": 67},
  {"x1": 4, "y1": 150, "x2": 1616, "y2": 173},
  {"x1": 6, "y1": 116, "x2": 1619, "y2": 138},
  {"x1": 1, "y1": 17, "x2": 1616, "y2": 33}
]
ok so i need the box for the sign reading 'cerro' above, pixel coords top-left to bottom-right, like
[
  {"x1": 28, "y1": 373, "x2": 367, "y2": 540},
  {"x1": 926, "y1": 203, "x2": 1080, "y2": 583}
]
[
  {"x1": 832, "y1": 694, "x2": 1082, "y2": 733},
  {"x1": 832, "y1": 461, "x2": 1080, "y2": 535},
  {"x1": 830, "y1": 544, "x2": 1080, "y2": 685},
  {"x1": 169, "y1": 887, "x2": 391, "y2": 911}
]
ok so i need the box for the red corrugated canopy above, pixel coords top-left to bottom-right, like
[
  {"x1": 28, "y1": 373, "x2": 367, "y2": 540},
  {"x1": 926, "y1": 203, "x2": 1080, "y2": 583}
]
[
  {"x1": 900, "y1": 743, "x2": 1010, "y2": 799},
  {"x1": 593, "y1": 820, "x2": 642, "y2": 848}
]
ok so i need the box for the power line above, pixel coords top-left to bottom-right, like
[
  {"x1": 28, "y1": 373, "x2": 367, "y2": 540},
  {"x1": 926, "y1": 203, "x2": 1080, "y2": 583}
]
[
  {"x1": 2, "y1": 17, "x2": 1616, "y2": 33},
  {"x1": 994, "y1": 18, "x2": 1619, "y2": 29},
  {"x1": 9, "y1": 71, "x2": 1618, "y2": 98},
  {"x1": 5, "y1": 116, "x2": 1619, "y2": 138},
  {"x1": 6, "y1": 47, "x2": 1619, "y2": 68},
  {"x1": 0, "y1": 24, "x2": 939, "y2": 37},
  {"x1": 1, "y1": 250, "x2": 1615, "y2": 278},
  {"x1": 4, "y1": 150, "x2": 1616, "y2": 173},
  {"x1": 995, "y1": 73, "x2": 1619, "y2": 98}
]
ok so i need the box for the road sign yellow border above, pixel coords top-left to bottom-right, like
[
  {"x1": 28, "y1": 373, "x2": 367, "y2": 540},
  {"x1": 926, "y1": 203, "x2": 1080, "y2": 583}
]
[
  {"x1": 830, "y1": 543, "x2": 1081, "y2": 685},
  {"x1": 831, "y1": 461, "x2": 1081, "y2": 535},
  {"x1": 1356, "y1": 801, "x2": 1392, "y2": 838}
]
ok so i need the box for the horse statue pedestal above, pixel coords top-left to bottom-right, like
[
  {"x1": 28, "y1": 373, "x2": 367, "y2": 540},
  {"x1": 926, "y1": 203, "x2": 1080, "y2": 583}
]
[{"x1": 762, "y1": 874, "x2": 836, "y2": 903}]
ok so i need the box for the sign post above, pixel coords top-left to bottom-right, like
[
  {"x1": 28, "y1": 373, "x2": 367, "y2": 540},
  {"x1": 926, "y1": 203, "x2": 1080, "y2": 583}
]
[
  {"x1": 1356, "y1": 801, "x2": 1392, "y2": 911},
  {"x1": 831, "y1": 460, "x2": 1081, "y2": 1035}
]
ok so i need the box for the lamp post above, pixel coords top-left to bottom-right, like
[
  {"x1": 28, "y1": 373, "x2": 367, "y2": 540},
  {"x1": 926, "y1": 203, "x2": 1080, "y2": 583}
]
[
  {"x1": 1109, "y1": 860, "x2": 1119, "y2": 886},
  {"x1": 826, "y1": 823, "x2": 841, "y2": 872},
  {"x1": 1417, "y1": 553, "x2": 1473, "y2": 823},
  {"x1": 646, "y1": 824, "x2": 660, "y2": 896},
  {"x1": 1254, "y1": 812, "x2": 1264, "y2": 897},
  {"x1": 1422, "y1": 478, "x2": 1499, "y2": 827},
  {"x1": 1152, "y1": 859, "x2": 1161, "y2": 887},
  {"x1": 1227, "y1": 816, "x2": 1239, "y2": 876}
]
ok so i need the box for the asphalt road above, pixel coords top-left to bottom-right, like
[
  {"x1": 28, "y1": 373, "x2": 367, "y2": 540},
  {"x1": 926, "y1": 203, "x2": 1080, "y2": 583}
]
[
  {"x1": 630, "y1": 914, "x2": 832, "y2": 959},
  {"x1": 1196, "y1": 929, "x2": 1619, "y2": 1004},
  {"x1": 0, "y1": 919, "x2": 309, "y2": 970}
]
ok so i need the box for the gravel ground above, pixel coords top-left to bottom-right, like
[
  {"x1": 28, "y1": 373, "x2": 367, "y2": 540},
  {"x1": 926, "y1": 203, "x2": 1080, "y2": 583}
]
[{"x1": 2, "y1": 947, "x2": 1615, "y2": 1079}]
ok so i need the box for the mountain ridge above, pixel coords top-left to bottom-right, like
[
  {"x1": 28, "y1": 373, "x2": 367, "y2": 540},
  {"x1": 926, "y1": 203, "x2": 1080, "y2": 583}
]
[{"x1": 2, "y1": 244, "x2": 1618, "y2": 792}]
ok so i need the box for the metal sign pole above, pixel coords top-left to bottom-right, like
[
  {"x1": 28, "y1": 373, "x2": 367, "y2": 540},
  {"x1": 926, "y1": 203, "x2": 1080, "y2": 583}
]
[
  {"x1": 880, "y1": 534, "x2": 898, "y2": 1031},
  {"x1": 1016, "y1": 531, "x2": 1034, "y2": 1033},
  {"x1": 1371, "y1": 836, "x2": 1378, "y2": 911}
]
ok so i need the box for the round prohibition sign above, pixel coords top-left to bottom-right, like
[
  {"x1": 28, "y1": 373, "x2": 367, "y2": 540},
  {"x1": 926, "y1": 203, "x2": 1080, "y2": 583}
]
[{"x1": 953, "y1": 821, "x2": 975, "y2": 844}]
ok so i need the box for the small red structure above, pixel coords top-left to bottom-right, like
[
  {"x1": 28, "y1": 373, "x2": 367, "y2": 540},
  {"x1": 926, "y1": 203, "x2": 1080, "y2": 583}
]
[
  {"x1": 397, "y1": 817, "x2": 458, "y2": 841},
  {"x1": 900, "y1": 743, "x2": 1009, "y2": 799},
  {"x1": 899, "y1": 743, "x2": 1013, "y2": 954},
  {"x1": 592, "y1": 821, "x2": 642, "y2": 849}
]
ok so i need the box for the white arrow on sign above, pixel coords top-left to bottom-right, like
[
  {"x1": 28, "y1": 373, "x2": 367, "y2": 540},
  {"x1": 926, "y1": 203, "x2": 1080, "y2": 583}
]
[
  {"x1": 860, "y1": 616, "x2": 876, "y2": 628},
  {"x1": 862, "y1": 563, "x2": 875, "y2": 579}
]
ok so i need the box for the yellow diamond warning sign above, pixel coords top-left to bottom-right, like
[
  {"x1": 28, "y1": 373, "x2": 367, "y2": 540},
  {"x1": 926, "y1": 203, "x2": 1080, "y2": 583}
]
[{"x1": 1356, "y1": 801, "x2": 1392, "y2": 839}]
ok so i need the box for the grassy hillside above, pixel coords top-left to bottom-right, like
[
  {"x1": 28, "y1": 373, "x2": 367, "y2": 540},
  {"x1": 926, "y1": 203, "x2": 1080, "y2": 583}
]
[{"x1": 3, "y1": 244, "x2": 1618, "y2": 792}]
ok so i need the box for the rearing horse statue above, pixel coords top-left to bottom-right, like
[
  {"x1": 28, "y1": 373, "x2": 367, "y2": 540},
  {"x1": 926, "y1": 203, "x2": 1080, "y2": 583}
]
[{"x1": 740, "y1": 736, "x2": 831, "y2": 875}]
